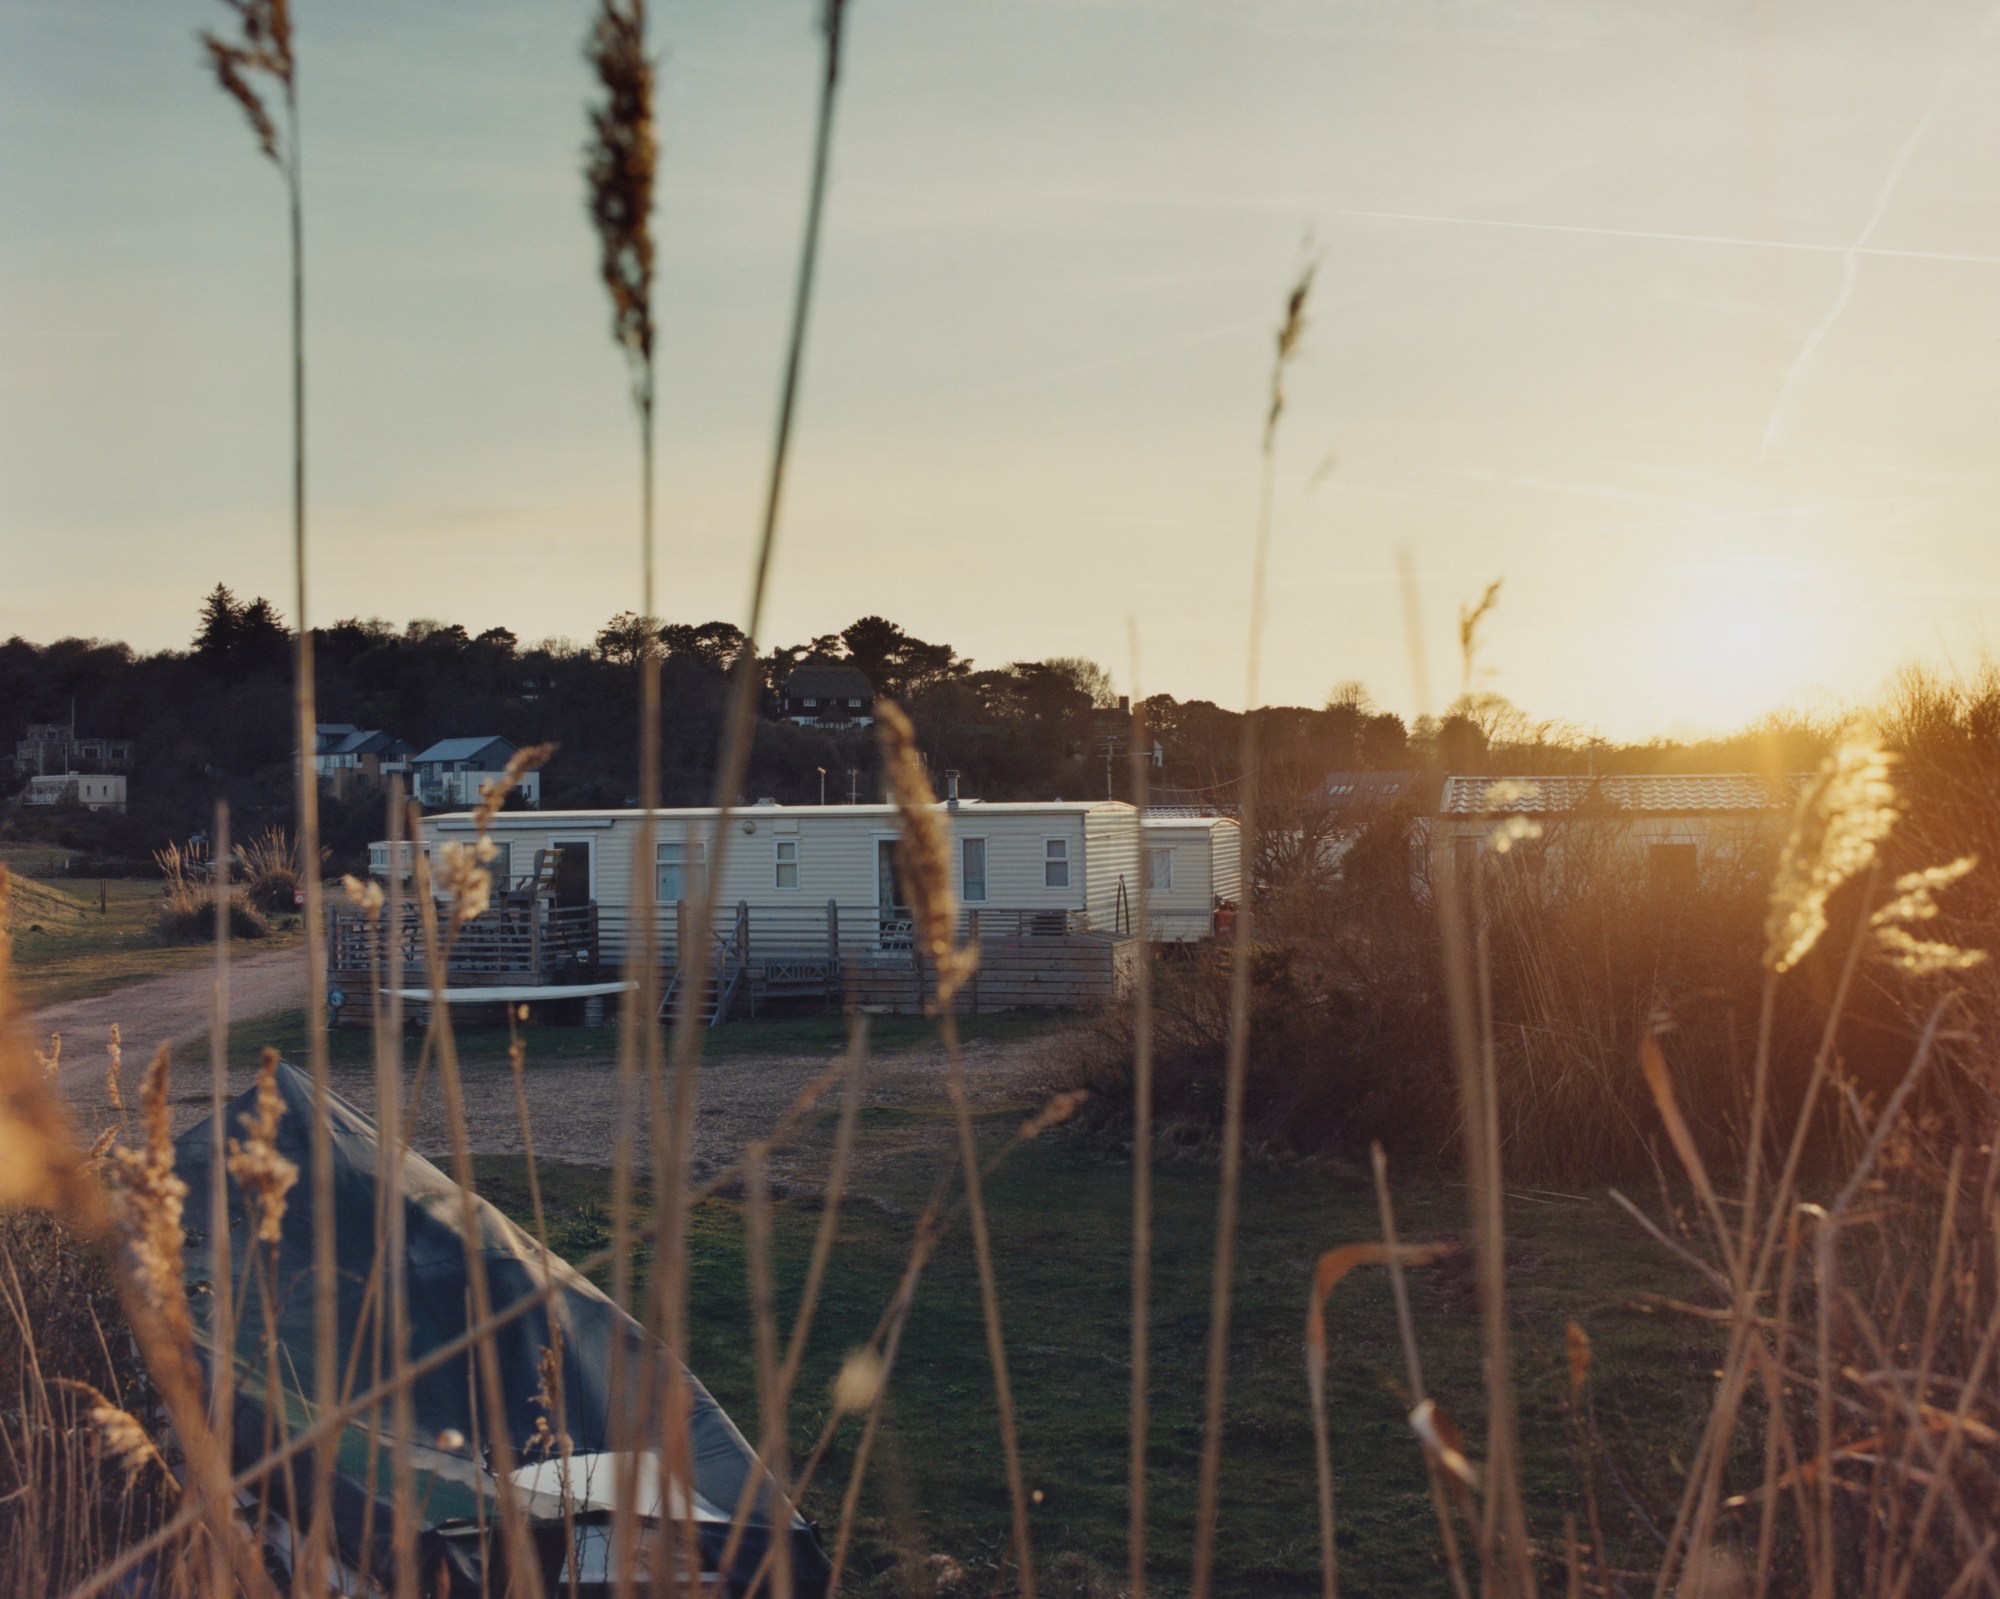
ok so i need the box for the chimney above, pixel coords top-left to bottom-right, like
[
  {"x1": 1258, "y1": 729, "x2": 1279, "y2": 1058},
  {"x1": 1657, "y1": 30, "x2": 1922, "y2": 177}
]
[
  {"x1": 945, "y1": 770, "x2": 960, "y2": 809},
  {"x1": 1118, "y1": 695, "x2": 1130, "y2": 715}
]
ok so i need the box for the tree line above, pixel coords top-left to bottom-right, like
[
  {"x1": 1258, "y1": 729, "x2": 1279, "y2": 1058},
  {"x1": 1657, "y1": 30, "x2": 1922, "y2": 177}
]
[{"x1": 1, "y1": 582, "x2": 1831, "y2": 873}]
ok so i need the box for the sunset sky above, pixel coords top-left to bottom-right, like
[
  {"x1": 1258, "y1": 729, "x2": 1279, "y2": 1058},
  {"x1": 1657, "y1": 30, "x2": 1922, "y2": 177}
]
[{"x1": 5, "y1": 0, "x2": 2000, "y2": 739}]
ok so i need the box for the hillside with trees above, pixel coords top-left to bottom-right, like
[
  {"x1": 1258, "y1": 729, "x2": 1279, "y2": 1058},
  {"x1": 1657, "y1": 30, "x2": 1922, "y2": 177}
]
[{"x1": 2, "y1": 584, "x2": 1830, "y2": 874}]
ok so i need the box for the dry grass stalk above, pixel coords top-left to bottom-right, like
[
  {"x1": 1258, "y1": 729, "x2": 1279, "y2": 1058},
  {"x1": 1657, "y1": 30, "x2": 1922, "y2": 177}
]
[
  {"x1": 199, "y1": 0, "x2": 339, "y2": 1580},
  {"x1": 1304, "y1": 1241, "x2": 1454, "y2": 1599},
  {"x1": 1124, "y1": 643, "x2": 1157, "y2": 1599},
  {"x1": 1191, "y1": 251, "x2": 1317, "y2": 1599},
  {"x1": 644, "y1": 11, "x2": 853, "y2": 1588},
  {"x1": 405, "y1": 820, "x2": 551, "y2": 1599},
  {"x1": 877, "y1": 696, "x2": 1035, "y2": 1596},
  {"x1": 582, "y1": 8, "x2": 668, "y2": 1585}
]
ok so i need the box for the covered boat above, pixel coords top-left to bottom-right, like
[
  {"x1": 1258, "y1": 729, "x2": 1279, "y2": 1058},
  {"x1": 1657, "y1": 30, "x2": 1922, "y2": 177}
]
[{"x1": 176, "y1": 1061, "x2": 829, "y2": 1596}]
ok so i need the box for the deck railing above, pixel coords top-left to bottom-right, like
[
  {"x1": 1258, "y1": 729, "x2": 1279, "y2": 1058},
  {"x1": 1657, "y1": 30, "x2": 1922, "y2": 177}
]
[
  {"x1": 590, "y1": 900, "x2": 1095, "y2": 969},
  {"x1": 327, "y1": 900, "x2": 599, "y2": 986}
]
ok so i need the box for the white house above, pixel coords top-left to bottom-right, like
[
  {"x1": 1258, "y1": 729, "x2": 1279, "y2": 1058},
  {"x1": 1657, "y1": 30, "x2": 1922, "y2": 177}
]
[
  {"x1": 22, "y1": 773, "x2": 127, "y2": 813},
  {"x1": 1139, "y1": 815, "x2": 1242, "y2": 941},
  {"x1": 409, "y1": 736, "x2": 540, "y2": 810}
]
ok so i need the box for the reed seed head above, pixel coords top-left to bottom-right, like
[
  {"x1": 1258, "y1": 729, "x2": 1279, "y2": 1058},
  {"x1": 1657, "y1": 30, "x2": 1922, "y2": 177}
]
[
  {"x1": 1265, "y1": 251, "x2": 1319, "y2": 450},
  {"x1": 1764, "y1": 726, "x2": 1898, "y2": 973},
  {"x1": 107, "y1": 1047, "x2": 191, "y2": 1335},
  {"x1": 1565, "y1": 1321, "x2": 1592, "y2": 1401},
  {"x1": 341, "y1": 873, "x2": 384, "y2": 917},
  {"x1": 55, "y1": 1379, "x2": 175, "y2": 1491},
  {"x1": 226, "y1": 1048, "x2": 297, "y2": 1245},
  {"x1": 1017, "y1": 1089, "x2": 1088, "y2": 1142},
  {"x1": 874, "y1": 700, "x2": 978, "y2": 1009},
  {"x1": 105, "y1": 1022, "x2": 123, "y2": 1112},
  {"x1": 1869, "y1": 854, "x2": 1986, "y2": 975},
  {"x1": 832, "y1": 1346, "x2": 885, "y2": 1414},
  {"x1": 201, "y1": 0, "x2": 294, "y2": 168},
  {"x1": 585, "y1": 0, "x2": 657, "y2": 408}
]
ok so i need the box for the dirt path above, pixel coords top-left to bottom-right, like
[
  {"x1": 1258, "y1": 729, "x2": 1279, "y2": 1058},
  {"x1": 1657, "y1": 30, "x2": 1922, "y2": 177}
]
[{"x1": 33, "y1": 946, "x2": 309, "y2": 1098}]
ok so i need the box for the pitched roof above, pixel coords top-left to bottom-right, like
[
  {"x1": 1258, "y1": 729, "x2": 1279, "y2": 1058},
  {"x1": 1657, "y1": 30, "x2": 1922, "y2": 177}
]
[
  {"x1": 1324, "y1": 770, "x2": 1420, "y2": 807},
  {"x1": 411, "y1": 736, "x2": 519, "y2": 766},
  {"x1": 1439, "y1": 773, "x2": 1802, "y2": 816},
  {"x1": 783, "y1": 662, "x2": 874, "y2": 700}
]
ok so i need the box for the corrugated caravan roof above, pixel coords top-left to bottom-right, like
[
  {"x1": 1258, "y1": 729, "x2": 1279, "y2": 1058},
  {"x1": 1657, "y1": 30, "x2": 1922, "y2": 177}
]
[{"x1": 1440, "y1": 773, "x2": 1803, "y2": 816}]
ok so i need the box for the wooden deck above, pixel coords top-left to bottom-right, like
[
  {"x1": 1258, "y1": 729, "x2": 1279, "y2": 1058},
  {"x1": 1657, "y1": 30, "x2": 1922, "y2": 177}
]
[{"x1": 331, "y1": 897, "x2": 1134, "y2": 1025}]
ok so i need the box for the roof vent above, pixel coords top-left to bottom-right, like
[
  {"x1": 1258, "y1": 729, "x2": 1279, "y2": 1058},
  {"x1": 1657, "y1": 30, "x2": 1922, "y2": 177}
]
[
  {"x1": 753, "y1": 797, "x2": 778, "y2": 807},
  {"x1": 945, "y1": 770, "x2": 960, "y2": 809}
]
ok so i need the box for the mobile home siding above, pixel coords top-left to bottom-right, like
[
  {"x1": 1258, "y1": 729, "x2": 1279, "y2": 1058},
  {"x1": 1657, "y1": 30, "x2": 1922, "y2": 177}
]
[
  {"x1": 1083, "y1": 806, "x2": 1141, "y2": 935},
  {"x1": 1140, "y1": 817, "x2": 1239, "y2": 940},
  {"x1": 417, "y1": 803, "x2": 1137, "y2": 964}
]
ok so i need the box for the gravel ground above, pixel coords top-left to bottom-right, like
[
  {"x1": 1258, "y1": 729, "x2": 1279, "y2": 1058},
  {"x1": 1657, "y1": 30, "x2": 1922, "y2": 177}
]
[{"x1": 61, "y1": 1026, "x2": 1075, "y2": 1190}]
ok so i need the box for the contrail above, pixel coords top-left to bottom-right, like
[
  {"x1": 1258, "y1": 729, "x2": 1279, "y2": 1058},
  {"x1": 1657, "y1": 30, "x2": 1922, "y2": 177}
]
[
  {"x1": 1322, "y1": 207, "x2": 2000, "y2": 268},
  {"x1": 1758, "y1": 6, "x2": 2000, "y2": 459}
]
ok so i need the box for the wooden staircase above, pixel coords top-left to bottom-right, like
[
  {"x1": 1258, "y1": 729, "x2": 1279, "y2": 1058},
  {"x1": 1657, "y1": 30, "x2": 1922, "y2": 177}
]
[{"x1": 658, "y1": 959, "x2": 745, "y2": 1028}]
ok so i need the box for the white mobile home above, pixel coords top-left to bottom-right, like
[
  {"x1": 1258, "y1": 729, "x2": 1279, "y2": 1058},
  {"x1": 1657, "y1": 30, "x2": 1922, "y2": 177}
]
[
  {"x1": 354, "y1": 800, "x2": 1150, "y2": 1019},
  {"x1": 1139, "y1": 815, "x2": 1242, "y2": 942}
]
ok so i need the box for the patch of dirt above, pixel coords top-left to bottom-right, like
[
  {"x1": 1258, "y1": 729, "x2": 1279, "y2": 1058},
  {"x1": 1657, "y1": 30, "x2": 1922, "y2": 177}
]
[
  {"x1": 34, "y1": 947, "x2": 309, "y2": 1097},
  {"x1": 63, "y1": 1019, "x2": 1077, "y2": 1195}
]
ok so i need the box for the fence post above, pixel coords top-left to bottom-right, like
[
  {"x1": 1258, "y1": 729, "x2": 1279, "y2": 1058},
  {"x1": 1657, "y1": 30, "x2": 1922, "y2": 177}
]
[
  {"x1": 675, "y1": 898, "x2": 687, "y2": 971},
  {"x1": 735, "y1": 900, "x2": 749, "y2": 966},
  {"x1": 968, "y1": 909, "x2": 980, "y2": 1015}
]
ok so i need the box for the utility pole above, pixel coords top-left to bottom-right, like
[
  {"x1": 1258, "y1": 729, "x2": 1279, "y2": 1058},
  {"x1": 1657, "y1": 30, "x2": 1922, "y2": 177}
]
[
  {"x1": 817, "y1": 765, "x2": 827, "y2": 805},
  {"x1": 849, "y1": 768, "x2": 859, "y2": 805}
]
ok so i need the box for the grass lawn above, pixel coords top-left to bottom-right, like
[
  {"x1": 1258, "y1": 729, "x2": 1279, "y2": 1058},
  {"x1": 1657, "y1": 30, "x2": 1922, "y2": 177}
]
[
  {"x1": 472, "y1": 1119, "x2": 1716, "y2": 1596},
  {"x1": 4, "y1": 848, "x2": 305, "y2": 1009}
]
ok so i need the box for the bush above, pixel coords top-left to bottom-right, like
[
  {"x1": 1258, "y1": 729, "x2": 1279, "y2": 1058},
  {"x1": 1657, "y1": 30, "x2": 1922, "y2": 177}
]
[
  {"x1": 233, "y1": 825, "x2": 313, "y2": 915},
  {"x1": 152, "y1": 893, "x2": 268, "y2": 944},
  {"x1": 151, "y1": 839, "x2": 269, "y2": 943},
  {"x1": 1069, "y1": 804, "x2": 1825, "y2": 1184}
]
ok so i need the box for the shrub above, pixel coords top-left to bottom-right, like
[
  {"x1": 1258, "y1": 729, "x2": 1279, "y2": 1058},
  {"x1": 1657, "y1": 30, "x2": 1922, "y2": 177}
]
[
  {"x1": 233, "y1": 826, "x2": 309, "y2": 915},
  {"x1": 150, "y1": 840, "x2": 268, "y2": 943}
]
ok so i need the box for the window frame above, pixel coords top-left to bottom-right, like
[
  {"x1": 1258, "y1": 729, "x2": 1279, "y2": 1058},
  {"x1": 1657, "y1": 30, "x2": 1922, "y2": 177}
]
[
  {"x1": 960, "y1": 836, "x2": 989, "y2": 903},
  {"x1": 1146, "y1": 846, "x2": 1174, "y2": 893},
  {"x1": 774, "y1": 837, "x2": 801, "y2": 890},
  {"x1": 1043, "y1": 835, "x2": 1071, "y2": 890},
  {"x1": 655, "y1": 838, "x2": 708, "y2": 903}
]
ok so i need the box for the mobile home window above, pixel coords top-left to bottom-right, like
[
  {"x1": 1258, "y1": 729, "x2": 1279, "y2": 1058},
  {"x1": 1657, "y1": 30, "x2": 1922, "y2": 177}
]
[
  {"x1": 656, "y1": 840, "x2": 707, "y2": 902},
  {"x1": 1044, "y1": 837, "x2": 1070, "y2": 889},
  {"x1": 774, "y1": 838, "x2": 800, "y2": 889},
  {"x1": 961, "y1": 838, "x2": 988, "y2": 903},
  {"x1": 488, "y1": 841, "x2": 512, "y2": 889},
  {"x1": 1146, "y1": 848, "x2": 1173, "y2": 892}
]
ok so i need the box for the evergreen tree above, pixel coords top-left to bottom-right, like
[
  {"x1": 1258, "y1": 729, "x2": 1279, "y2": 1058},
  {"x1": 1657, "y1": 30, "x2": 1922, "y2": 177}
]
[{"x1": 192, "y1": 582, "x2": 242, "y2": 660}]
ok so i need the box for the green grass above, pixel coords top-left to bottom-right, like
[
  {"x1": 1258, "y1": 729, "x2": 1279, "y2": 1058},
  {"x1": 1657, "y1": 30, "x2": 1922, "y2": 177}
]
[
  {"x1": 4, "y1": 869, "x2": 298, "y2": 1010},
  {"x1": 472, "y1": 1129, "x2": 1715, "y2": 1597}
]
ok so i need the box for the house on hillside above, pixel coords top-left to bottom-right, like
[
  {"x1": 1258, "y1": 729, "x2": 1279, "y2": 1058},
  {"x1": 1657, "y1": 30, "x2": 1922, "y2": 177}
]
[
  {"x1": 313, "y1": 725, "x2": 413, "y2": 799},
  {"x1": 13, "y1": 721, "x2": 134, "y2": 777},
  {"x1": 22, "y1": 773, "x2": 127, "y2": 813},
  {"x1": 779, "y1": 662, "x2": 875, "y2": 728},
  {"x1": 1430, "y1": 773, "x2": 1802, "y2": 892},
  {"x1": 409, "y1": 737, "x2": 540, "y2": 810},
  {"x1": 350, "y1": 799, "x2": 1178, "y2": 1021}
]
